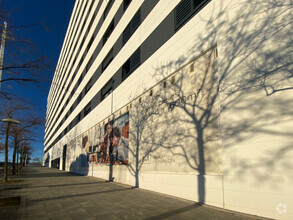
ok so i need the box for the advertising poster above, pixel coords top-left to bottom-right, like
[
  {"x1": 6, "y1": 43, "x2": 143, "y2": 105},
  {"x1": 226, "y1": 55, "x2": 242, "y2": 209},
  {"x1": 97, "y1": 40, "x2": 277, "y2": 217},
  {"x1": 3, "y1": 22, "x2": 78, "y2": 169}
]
[
  {"x1": 112, "y1": 112, "x2": 129, "y2": 164},
  {"x1": 79, "y1": 112, "x2": 129, "y2": 166}
]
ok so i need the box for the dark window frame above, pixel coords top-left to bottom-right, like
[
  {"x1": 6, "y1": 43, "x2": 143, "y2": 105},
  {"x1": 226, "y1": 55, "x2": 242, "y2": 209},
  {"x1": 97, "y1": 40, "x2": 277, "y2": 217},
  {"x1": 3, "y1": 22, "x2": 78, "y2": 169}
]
[
  {"x1": 175, "y1": 0, "x2": 210, "y2": 30},
  {"x1": 102, "y1": 48, "x2": 114, "y2": 72},
  {"x1": 76, "y1": 112, "x2": 81, "y2": 124},
  {"x1": 122, "y1": 9, "x2": 141, "y2": 45},
  {"x1": 85, "y1": 78, "x2": 92, "y2": 95},
  {"x1": 84, "y1": 102, "x2": 92, "y2": 117},
  {"x1": 122, "y1": 48, "x2": 140, "y2": 81},
  {"x1": 103, "y1": 0, "x2": 114, "y2": 20},
  {"x1": 103, "y1": 19, "x2": 115, "y2": 45},
  {"x1": 77, "y1": 93, "x2": 82, "y2": 104},
  {"x1": 101, "y1": 79, "x2": 114, "y2": 101},
  {"x1": 123, "y1": 0, "x2": 132, "y2": 11}
]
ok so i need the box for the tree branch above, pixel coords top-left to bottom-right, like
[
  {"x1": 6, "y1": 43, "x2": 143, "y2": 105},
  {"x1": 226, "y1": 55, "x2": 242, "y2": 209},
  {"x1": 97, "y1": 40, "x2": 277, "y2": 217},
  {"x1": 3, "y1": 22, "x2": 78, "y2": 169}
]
[{"x1": 0, "y1": 78, "x2": 39, "y2": 84}]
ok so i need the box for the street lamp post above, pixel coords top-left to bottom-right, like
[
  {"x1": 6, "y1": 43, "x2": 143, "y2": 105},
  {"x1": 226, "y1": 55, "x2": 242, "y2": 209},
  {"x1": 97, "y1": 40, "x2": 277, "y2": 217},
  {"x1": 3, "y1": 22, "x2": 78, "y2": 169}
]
[
  {"x1": 1, "y1": 118, "x2": 20, "y2": 182},
  {"x1": 0, "y1": 21, "x2": 7, "y2": 89}
]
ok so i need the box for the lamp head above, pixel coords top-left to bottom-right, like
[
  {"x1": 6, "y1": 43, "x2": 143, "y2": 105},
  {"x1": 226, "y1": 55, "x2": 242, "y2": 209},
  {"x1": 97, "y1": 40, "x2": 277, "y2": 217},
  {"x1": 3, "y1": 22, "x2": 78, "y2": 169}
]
[{"x1": 1, "y1": 118, "x2": 20, "y2": 124}]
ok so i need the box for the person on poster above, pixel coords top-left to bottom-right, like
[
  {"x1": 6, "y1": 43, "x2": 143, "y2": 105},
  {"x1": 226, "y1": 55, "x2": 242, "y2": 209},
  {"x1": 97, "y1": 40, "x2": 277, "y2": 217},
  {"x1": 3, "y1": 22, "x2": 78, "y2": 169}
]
[
  {"x1": 111, "y1": 127, "x2": 129, "y2": 164},
  {"x1": 101, "y1": 122, "x2": 113, "y2": 164},
  {"x1": 95, "y1": 126, "x2": 103, "y2": 164}
]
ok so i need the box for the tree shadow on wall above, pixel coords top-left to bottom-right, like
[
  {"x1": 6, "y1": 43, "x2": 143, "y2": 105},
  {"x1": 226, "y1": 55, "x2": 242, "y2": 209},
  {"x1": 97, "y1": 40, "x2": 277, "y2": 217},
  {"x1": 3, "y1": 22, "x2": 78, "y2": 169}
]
[
  {"x1": 69, "y1": 154, "x2": 89, "y2": 176},
  {"x1": 126, "y1": 0, "x2": 293, "y2": 207},
  {"x1": 58, "y1": 127, "x2": 90, "y2": 176}
]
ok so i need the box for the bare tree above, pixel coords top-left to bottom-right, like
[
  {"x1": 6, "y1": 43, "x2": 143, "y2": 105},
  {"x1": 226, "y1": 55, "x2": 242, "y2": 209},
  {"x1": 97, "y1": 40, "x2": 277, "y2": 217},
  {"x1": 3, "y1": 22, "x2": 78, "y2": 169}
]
[
  {"x1": 0, "y1": 100, "x2": 42, "y2": 179},
  {"x1": 10, "y1": 116, "x2": 42, "y2": 174},
  {"x1": 20, "y1": 141, "x2": 32, "y2": 168},
  {"x1": 0, "y1": 4, "x2": 50, "y2": 100}
]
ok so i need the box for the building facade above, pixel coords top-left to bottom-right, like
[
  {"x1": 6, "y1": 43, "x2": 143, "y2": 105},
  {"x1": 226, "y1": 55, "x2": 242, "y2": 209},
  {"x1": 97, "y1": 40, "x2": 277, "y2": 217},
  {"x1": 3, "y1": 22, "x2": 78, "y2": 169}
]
[{"x1": 44, "y1": 1, "x2": 293, "y2": 219}]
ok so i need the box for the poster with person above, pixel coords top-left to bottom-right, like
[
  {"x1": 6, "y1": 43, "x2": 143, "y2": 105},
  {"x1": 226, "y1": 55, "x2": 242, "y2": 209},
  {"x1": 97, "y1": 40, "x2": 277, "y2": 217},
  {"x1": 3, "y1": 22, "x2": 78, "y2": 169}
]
[
  {"x1": 112, "y1": 112, "x2": 129, "y2": 164},
  {"x1": 99, "y1": 120, "x2": 113, "y2": 164},
  {"x1": 77, "y1": 112, "x2": 130, "y2": 166}
]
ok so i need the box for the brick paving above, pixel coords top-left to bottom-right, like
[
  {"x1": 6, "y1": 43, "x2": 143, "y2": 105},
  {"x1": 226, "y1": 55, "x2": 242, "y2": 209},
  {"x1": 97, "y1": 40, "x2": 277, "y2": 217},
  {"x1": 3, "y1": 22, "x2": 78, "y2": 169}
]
[{"x1": 0, "y1": 166, "x2": 272, "y2": 220}]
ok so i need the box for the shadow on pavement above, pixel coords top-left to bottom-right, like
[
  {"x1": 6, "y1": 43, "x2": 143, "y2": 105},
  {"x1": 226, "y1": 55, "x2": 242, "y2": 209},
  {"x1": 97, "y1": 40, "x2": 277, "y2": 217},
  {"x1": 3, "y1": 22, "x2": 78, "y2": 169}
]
[
  {"x1": 24, "y1": 181, "x2": 107, "y2": 189},
  {"x1": 145, "y1": 204, "x2": 201, "y2": 220},
  {"x1": 31, "y1": 187, "x2": 134, "y2": 204},
  {"x1": 17, "y1": 172, "x2": 82, "y2": 178},
  {"x1": 16, "y1": 166, "x2": 84, "y2": 178}
]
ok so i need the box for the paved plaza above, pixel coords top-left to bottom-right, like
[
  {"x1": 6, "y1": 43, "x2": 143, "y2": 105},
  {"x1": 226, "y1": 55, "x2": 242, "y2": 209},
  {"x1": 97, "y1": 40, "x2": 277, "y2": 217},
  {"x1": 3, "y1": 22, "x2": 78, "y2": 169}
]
[{"x1": 0, "y1": 166, "x2": 271, "y2": 220}]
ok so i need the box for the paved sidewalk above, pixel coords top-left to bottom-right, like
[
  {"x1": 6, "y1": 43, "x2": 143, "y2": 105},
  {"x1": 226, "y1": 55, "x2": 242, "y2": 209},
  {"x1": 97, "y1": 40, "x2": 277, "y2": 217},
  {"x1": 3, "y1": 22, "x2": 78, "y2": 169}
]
[{"x1": 0, "y1": 166, "x2": 271, "y2": 220}]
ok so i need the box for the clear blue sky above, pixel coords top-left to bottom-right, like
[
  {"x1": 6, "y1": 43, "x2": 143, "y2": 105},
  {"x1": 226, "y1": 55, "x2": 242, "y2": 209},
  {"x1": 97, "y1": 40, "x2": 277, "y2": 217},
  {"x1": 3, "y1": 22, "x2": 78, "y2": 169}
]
[{"x1": 1, "y1": 0, "x2": 74, "y2": 161}]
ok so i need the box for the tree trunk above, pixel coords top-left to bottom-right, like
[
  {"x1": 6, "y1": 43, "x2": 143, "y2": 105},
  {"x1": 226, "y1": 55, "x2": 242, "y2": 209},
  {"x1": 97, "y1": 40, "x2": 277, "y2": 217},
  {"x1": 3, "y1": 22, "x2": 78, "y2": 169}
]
[
  {"x1": 12, "y1": 135, "x2": 18, "y2": 175},
  {"x1": 135, "y1": 132, "x2": 140, "y2": 188},
  {"x1": 20, "y1": 150, "x2": 23, "y2": 170},
  {"x1": 16, "y1": 150, "x2": 19, "y2": 171},
  {"x1": 4, "y1": 123, "x2": 10, "y2": 182},
  {"x1": 197, "y1": 125, "x2": 205, "y2": 204}
]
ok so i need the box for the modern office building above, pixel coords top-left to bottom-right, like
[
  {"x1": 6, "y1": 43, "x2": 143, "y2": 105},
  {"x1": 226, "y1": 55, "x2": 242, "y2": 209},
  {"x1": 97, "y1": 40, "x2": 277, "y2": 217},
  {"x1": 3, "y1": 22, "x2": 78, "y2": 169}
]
[{"x1": 44, "y1": 0, "x2": 292, "y2": 219}]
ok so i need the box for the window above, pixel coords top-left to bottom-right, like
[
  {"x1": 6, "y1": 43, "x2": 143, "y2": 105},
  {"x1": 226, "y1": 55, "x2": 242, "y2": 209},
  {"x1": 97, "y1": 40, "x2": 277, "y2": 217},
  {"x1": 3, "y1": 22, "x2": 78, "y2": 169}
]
[
  {"x1": 124, "y1": 0, "x2": 132, "y2": 11},
  {"x1": 84, "y1": 102, "x2": 91, "y2": 117},
  {"x1": 72, "y1": 69, "x2": 77, "y2": 80},
  {"x1": 69, "y1": 121, "x2": 73, "y2": 130},
  {"x1": 78, "y1": 74, "x2": 83, "y2": 85},
  {"x1": 64, "y1": 127, "x2": 68, "y2": 135},
  {"x1": 76, "y1": 113, "x2": 81, "y2": 124},
  {"x1": 85, "y1": 78, "x2": 92, "y2": 95},
  {"x1": 104, "y1": 0, "x2": 113, "y2": 20},
  {"x1": 70, "y1": 88, "x2": 75, "y2": 98},
  {"x1": 175, "y1": 0, "x2": 209, "y2": 29},
  {"x1": 77, "y1": 93, "x2": 82, "y2": 104},
  {"x1": 88, "y1": 14, "x2": 95, "y2": 33},
  {"x1": 103, "y1": 20, "x2": 114, "y2": 45},
  {"x1": 61, "y1": 94, "x2": 65, "y2": 105},
  {"x1": 87, "y1": 36, "x2": 94, "y2": 52},
  {"x1": 79, "y1": 37, "x2": 85, "y2": 50},
  {"x1": 66, "y1": 97, "x2": 69, "y2": 106},
  {"x1": 122, "y1": 48, "x2": 140, "y2": 81},
  {"x1": 73, "y1": 57, "x2": 77, "y2": 65},
  {"x1": 102, "y1": 49, "x2": 113, "y2": 72},
  {"x1": 122, "y1": 60, "x2": 130, "y2": 78},
  {"x1": 101, "y1": 79, "x2": 114, "y2": 100},
  {"x1": 123, "y1": 9, "x2": 141, "y2": 44},
  {"x1": 78, "y1": 57, "x2": 83, "y2": 69},
  {"x1": 86, "y1": 55, "x2": 94, "y2": 72}
]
